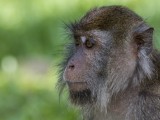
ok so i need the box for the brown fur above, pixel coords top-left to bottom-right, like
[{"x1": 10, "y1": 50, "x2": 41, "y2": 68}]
[{"x1": 59, "y1": 5, "x2": 160, "y2": 120}]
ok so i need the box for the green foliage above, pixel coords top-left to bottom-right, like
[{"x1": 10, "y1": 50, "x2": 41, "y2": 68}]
[
  {"x1": 0, "y1": 0, "x2": 160, "y2": 59},
  {"x1": 0, "y1": 70, "x2": 80, "y2": 120}
]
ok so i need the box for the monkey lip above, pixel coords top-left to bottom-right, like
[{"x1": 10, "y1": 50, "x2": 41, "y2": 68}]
[{"x1": 66, "y1": 81, "x2": 88, "y2": 91}]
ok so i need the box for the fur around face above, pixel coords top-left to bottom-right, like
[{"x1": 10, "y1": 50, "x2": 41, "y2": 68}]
[{"x1": 58, "y1": 5, "x2": 160, "y2": 120}]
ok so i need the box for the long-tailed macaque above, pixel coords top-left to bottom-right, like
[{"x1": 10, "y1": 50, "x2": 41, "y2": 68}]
[{"x1": 58, "y1": 6, "x2": 160, "y2": 120}]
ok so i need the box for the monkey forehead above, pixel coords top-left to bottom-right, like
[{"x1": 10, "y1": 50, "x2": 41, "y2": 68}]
[
  {"x1": 74, "y1": 30, "x2": 112, "y2": 44},
  {"x1": 69, "y1": 6, "x2": 143, "y2": 32},
  {"x1": 88, "y1": 30, "x2": 112, "y2": 44}
]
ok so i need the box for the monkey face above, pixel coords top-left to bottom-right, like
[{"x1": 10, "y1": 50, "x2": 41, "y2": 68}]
[
  {"x1": 62, "y1": 30, "x2": 115, "y2": 104},
  {"x1": 62, "y1": 29, "x2": 146, "y2": 105},
  {"x1": 60, "y1": 6, "x2": 154, "y2": 106}
]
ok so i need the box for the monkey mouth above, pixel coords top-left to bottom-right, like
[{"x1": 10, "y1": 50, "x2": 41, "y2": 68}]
[{"x1": 66, "y1": 81, "x2": 88, "y2": 92}]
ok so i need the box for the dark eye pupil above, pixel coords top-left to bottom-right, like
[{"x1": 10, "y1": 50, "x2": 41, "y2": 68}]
[
  {"x1": 86, "y1": 40, "x2": 92, "y2": 47},
  {"x1": 85, "y1": 39, "x2": 94, "y2": 48}
]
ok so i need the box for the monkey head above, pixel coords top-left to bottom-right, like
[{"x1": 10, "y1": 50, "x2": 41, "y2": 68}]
[{"x1": 58, "y1": 6, "x2": 154, "y2": 106}]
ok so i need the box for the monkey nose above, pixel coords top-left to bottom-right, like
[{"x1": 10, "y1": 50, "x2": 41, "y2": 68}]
[{"x1": 68, "y1": 64, "x2": 75, "y2": 70}]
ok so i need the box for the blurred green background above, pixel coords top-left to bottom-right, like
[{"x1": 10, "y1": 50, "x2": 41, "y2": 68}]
[{"x1": 0, "y1": 0, "x2": 160, "y2": 120}]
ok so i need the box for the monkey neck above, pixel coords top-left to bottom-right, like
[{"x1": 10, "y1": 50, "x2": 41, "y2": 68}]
[
  {"x1": 90, "y1": 80, "x2": 160, "y2": 119},
  {"x1": 88, "y1": 86, "x2": 139, "y2": 120},
  {"x1": 109, "y1": 86, "x2": 140, "y2": 115}
]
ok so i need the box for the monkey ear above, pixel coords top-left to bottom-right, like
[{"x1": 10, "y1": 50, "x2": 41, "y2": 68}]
[{"x1": 133, "y1": 23, "x2": 154, "y2": 55}]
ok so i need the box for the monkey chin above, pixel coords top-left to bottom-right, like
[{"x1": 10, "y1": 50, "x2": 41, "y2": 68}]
[
  {"x1": 67, "y1": 82, "x2": 93, "y2": 105},
  {"x1": 69, "y1": 89, "x2": 93, "y2": 105}
]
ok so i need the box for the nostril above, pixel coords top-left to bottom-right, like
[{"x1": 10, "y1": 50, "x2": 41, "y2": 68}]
[{"x1": 68, "y1": 64, "x2": 75, "y2": 69}]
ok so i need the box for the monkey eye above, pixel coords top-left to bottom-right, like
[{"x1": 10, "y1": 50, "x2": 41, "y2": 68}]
[{"x1": 85, "y1": 38, "x2": 95, "y2": 48}]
